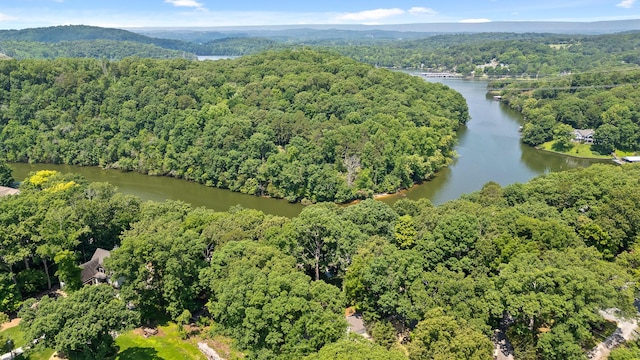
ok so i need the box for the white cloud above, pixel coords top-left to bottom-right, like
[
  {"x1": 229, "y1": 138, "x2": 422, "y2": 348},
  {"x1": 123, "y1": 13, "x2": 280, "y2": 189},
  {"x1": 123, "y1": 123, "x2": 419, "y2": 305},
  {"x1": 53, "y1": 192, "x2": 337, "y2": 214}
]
[
  {"x1": 617, "y1": 0, "x2": 636, "y2": 8},
  {"x1": 0, "y1": 13, "x2": 16, "y2": 22},
  {"x1": 164, "y1": 0, "x2": 203, "y2": 8},
  {"x1": 334, "y1": 8, "x2": 404, "y2": 22},
  {"x1": 459, "y1": 18, "x2": 492, "y2": 23},
  {"x1": 408, "y1": 7, "x2": 437, "y2": 15}
]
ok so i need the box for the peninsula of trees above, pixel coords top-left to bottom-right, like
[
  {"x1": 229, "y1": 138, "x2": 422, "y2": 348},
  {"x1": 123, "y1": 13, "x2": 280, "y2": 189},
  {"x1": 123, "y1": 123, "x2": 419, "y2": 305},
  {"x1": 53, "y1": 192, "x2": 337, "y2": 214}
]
[
  {"x1": 493, "y1": 69, "x2": 640, "y2": 154},
  {"x1": 0, "y1": 50, "x2": 468, "y2": 203},
  {"x1": 2, "y1": 163, "x2": 640, "y2": 359}
]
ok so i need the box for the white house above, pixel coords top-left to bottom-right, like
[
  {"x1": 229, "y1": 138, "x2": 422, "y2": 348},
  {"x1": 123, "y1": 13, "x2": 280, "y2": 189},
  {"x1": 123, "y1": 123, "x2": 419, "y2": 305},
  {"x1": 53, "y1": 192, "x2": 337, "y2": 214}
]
[{"x1": 573, "y1": 129, "x2": 595, "y2": 143}]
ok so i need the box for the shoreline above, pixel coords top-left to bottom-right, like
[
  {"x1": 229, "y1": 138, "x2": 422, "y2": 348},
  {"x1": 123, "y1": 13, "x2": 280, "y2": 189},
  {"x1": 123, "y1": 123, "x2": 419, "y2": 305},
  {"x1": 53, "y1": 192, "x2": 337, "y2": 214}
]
[{"x1": 535, "y1": 146, "x2": 612, "y2": 160}]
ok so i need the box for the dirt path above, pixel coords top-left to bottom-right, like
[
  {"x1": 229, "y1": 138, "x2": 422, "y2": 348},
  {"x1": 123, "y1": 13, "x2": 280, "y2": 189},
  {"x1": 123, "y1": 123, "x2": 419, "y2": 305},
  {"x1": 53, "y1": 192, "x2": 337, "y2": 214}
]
[{"x1": 0, "y1": 318, "x2": 20, "y2": 331}]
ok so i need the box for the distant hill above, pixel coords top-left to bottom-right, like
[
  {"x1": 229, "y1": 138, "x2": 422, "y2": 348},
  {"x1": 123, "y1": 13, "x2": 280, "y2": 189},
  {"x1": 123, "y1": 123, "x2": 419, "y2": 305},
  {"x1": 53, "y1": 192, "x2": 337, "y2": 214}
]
[
  {"x1": 133, "y1": 19, "x2": 640, "y2": 37},
  {"x1": 0, "y1": 25, "x2": 207, "y2": 55},
  {"x1": 4, "y1": 20, "x2": 640, "y2": 60},
  {"x1": 0, "y1": 40, "x2": 195, "y2": 60},
  {"x1": 204, "y1": 37, "x2": 283, "y2": 55},
  {"x1": 134, "y1": 29, "x2": 232, "y2": 44}
]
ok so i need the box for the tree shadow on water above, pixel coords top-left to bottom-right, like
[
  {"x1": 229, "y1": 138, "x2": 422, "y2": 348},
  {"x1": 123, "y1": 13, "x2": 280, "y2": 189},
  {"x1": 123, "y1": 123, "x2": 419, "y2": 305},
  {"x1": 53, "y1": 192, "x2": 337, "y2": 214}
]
[{"x1": 116, "y1": 347, "x2": 162, "y2": 360}]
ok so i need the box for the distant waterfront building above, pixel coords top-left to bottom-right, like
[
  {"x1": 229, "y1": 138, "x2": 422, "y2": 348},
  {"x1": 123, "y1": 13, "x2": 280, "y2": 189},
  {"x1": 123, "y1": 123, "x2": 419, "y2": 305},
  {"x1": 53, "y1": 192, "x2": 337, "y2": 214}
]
[{"x1": 573, "y1": 129, "x2": 595, "y2": 143}]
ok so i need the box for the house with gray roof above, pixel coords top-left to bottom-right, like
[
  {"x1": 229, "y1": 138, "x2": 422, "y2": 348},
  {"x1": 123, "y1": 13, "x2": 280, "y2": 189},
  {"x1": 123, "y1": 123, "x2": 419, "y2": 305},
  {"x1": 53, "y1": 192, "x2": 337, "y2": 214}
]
[
  {"x1": 80, "y1": 248, "x2": 112, "y2": 285},
  {"x1": 573, "y1": 129, "x2": 595, "y2": 143}
]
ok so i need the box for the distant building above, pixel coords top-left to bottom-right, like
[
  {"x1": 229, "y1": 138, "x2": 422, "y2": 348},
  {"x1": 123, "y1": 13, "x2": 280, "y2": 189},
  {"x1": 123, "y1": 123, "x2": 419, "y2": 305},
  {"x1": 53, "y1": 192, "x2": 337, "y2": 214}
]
[
  {"x1": 573, "y1": 129, "x2": 595, "y2": 143},
  {"x1": 80, "y1": 248, "x2": 114, "y2": 286},
  {"x1": 0, "y1": 186, "x2": 20, "y2": 197}
]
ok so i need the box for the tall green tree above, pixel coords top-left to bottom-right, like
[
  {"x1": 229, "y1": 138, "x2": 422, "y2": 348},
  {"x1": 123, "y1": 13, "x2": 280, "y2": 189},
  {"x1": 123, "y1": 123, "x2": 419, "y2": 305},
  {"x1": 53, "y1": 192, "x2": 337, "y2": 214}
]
[
  {"x1": 53, "y1": 250, "x2": 81, "y2": 291},
  {"x1": 0, "y1": 272, "x2": 21, "y2": 313},
  {"x1": 551, "y1": 123, "x2": 574, "y2": 151},
  {"x1": 496, "y1": 248, "x2": 636, "y2": 356},
  {"x1": 19, "y1": 285, "x2": 139, "y2": 360},
  {"x1": 407, "y1": 308, "x2": 493, "y2": 360},
  {"x1": 290, "y1": 203, "x2": 364, "y2": 280},
  {"x1": 106, "y1": 201, "x2": 206, "y2": 321},
  {"x1": 0, "y1": 161, "x2": 13, "y2": 187},
  {"x1": 305, "y1": 333, "x2": 406, "y2": 360},
  {"x1": 201, "y1": 240, "x2": 346, "y2": 359}
]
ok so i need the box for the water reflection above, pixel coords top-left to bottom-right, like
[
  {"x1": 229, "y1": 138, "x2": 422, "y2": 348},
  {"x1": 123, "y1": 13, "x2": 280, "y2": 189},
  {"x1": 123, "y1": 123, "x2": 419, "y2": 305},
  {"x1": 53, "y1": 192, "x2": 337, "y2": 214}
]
[{"x1": 382, "y1": 77, "x2": 606, "y2": 206}]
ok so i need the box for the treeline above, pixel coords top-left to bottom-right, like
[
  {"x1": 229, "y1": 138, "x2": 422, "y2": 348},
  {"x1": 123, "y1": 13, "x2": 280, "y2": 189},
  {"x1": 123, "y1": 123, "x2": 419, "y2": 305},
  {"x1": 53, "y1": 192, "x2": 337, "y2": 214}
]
[
  {"x1": 0, "y1": 25, "x2": 207, "y2": 54},
  {"x1": 5, "y1": 26, "x2": 640, "y2": 78},
  {"x1": 0, "y1": 40, "x2": 196, "y2": 60},
  {"x1": 0, "y1": 50, "x2": 468, "y2": 203},
  {"x1": 4, "y1": 163, "x2": 640, "y2": 359},
  {"x1": 185, "y1": 30, "x2": 640, "y2": 76},
  {"x1": 331, "y1": 31, "x2": 640, "y2": 75},
  {"x1": 192, "y1": 31, "x2": 640, "y2": 77},
  {"x1": 204, "y1": 37, "x2": 284, "y2": 56},
  {"x1": 493, "y1": 69, "x2": 640, "y2": 153}
]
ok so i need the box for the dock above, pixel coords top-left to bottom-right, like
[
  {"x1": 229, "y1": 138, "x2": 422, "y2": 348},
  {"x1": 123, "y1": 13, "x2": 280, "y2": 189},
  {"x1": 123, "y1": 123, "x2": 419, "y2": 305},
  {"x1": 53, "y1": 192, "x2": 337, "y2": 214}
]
[
  {"x1": 421, "y1": 72, "x2": 461, "y2": 78},
  {"x1": 613, "y1": 156, "x2": 640, "y2": 165}
]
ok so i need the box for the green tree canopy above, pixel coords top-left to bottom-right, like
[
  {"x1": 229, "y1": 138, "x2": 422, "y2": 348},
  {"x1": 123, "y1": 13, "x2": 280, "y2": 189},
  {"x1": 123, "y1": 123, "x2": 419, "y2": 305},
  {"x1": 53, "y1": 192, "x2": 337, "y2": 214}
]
[
  {"x1": 0, "y1": 161, "x2": 13, "y2": 187},
  {"x1": 407, "y1": 308, "x2": 493, "y2": 360},
  {"x1": 200, "y1": 240, "x2": 346, "y2": 359},
  {"x1": 19, "y1": 285, "x2": 139, "y2": 360},
  {"x1": 305, "y1": 333, "x2": 406, "y2": 360},
  {"x1": 0, "y1": 50, "x2": 467, "y2": 203}
]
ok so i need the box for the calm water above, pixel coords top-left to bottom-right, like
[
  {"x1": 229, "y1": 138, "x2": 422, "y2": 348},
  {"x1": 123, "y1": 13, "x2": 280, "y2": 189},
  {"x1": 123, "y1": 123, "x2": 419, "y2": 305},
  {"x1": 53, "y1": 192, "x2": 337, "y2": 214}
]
[
  {"x1": 380, "y1": 78, "x2": 606, "y2": 205},
  {"x1": 9, "y1": 78, "x2": 606, "y2": 216},
  {"x1": 10, "y1": 163, "x2": 304, "y2": 218}
]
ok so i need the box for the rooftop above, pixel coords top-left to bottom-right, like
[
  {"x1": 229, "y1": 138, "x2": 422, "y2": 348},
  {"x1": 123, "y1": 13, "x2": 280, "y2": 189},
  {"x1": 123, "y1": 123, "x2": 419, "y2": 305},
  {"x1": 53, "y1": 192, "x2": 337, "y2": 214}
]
[{"x1": 0, "y1": 186, "x2": 20, "y2": 197}]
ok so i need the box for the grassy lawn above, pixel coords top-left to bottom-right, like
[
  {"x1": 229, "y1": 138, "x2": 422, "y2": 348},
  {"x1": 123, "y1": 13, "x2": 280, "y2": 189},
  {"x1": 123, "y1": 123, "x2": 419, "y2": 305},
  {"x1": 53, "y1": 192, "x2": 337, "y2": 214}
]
[
  {"x1": 1, "y1": 326, "x2": 55, "y2": 360},
  {"x1": 114, "y1": 323, "x2": 206, "y2": 360},
  {"x1": 3, "y1": 320, "x2": 239, "y2": 360},
  {"x1": 1, "y1": 325, "x2": 27, "y2": 348},
  {"x1": 13, "y1": 349, "x2": 56, "y2": 360},
  {"x1": 614, "y1": 149, "x2": 637, "y2": 158},
  {"x1": 539, "y1": 141, "x2": 612, "y2": 159}
]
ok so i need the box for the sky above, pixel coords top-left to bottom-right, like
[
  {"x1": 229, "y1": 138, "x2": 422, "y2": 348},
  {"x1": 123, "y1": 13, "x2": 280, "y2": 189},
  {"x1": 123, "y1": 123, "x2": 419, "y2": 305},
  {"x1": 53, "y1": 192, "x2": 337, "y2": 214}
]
[{"x1": 0, "y1": 0, "x2": 639, "y2": 29}]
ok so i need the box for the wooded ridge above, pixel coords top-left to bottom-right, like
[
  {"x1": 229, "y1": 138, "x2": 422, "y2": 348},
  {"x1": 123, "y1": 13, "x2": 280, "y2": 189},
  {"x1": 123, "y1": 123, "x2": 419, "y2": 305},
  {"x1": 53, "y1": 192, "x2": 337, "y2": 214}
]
[{"x1": 0, "y1": 50, "x2": 467, "y2": 203}]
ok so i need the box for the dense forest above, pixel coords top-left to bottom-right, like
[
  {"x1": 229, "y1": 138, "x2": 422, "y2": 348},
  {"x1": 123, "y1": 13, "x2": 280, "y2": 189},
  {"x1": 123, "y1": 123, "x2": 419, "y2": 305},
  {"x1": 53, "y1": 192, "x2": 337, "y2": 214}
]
[
  {"x1": 0, "y1": 40, "x2": 196, "y2": 60},
  {"x1": 330, "y1": 31, "x2": 640, "y2": 75},
  {"x1": 2, "y1": 162, "x2": 640, "y2": 359},
  {"x1": 0, "y1": 50, "x2": 468, "y2": 203},
  {"x1": 492, "y1": 69, "x2": 640, "y2": 153},
  {"x1": 3, "y1": 23, "x2": 640, "y2": 360}
]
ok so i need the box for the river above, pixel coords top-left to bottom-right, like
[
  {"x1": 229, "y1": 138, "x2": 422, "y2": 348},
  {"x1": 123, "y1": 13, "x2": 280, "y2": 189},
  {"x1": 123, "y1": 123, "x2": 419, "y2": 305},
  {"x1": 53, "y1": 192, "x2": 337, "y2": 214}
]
[
  {"x1": 9, "y1": 78, "x2": 605, "y2": 217},
  {"x1": 380, "y1": 77, "x2": 605, "y2": 206}
]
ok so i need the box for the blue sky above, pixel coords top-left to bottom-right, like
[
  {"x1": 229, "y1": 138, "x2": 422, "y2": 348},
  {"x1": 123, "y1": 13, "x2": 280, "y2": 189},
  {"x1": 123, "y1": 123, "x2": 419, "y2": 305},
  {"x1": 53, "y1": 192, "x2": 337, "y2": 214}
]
[{"x1": 0, "y1": 0, "x2": 639, "y2": 29}]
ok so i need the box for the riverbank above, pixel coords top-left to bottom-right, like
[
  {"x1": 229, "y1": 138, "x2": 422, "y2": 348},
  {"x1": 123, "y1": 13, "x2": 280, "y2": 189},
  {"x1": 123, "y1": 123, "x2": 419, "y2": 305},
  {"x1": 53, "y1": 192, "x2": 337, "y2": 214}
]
[{"x1": 536, "y1": 141, "x2": 612, "y2": 160}]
